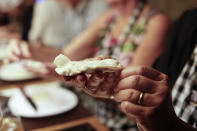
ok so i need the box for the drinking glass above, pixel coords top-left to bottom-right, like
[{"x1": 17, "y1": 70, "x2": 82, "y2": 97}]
[{"x1": 0, "y1": 103, "x2": 24, "y2": 131}]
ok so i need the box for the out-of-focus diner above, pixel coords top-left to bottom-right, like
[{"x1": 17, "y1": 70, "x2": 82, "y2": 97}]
[{"x1": 0, "y1": 0, "x2": 197, "y2": 131}]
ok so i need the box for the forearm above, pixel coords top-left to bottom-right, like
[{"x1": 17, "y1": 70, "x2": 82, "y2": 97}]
[
  {"x1": 62, "y1": 28, "x2": 99, "y2": 61},
  {"x1": 62, "y1": 10, "x2": 112, "y2": 61},
  {"x1": 62, "y1": 40, "x2": 95, "y2": 61},
  {"x1": 131, "y1": 14, "x2": 170, "y2": 67}
]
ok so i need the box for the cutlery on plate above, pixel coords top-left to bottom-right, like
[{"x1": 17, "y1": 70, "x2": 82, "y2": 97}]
[{"x1": 18, "y1": 85, "x2": 37, "y2": 111}]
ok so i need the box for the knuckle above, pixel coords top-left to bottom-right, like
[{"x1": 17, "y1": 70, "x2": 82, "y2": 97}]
[
  {"x1": 114, "y1": 91, "x2": 121, "y2": 100},
  {"x1": 128, "y1": 90, "x2": 137, "y2": 102},
  {"x1": 163, "y1": 74, "x2": 169, "y2": 81},
  {"x1": 131, "y1": 75, "x2": 140, "y2": 88},
  {"x1": 156, "y1": 85, "x2": 170, "y2": 100},
  {"x1": 153, "y1": 96, "x2": 164, "y2": 105},
  {"x1": 162, "y1": 74, "x2": 169, "y2": 85},
  {"x1": 114, "y1": 95, "x2": 120, "y2": 102},
  {"x1": 143, "y1": 111, "x2": 150, "y2": 118},
  {"x1": 156, "y1": 75, "x2": 170, "y2": 96},
  {"x1": 115, "y1": 90, "x2": 133, "y2": 102},
  {"x1": 161, "y1": 83, "x2": 170, "y2": 94},
  {"x1": 138, "y1": 66, "x2": 148, "y2": 75},
  {"x1": 143, "y1": 109, "x2": 154, "y2": 118},
  {"x1": 125, "y1": 104, "x2": 131, "y2": 114},
  {"x1": 121, "y1": 102, "x2": 128, "y2": 112}
]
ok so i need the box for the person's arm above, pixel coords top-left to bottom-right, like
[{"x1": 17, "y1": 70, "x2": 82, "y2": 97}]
[
  {"x1": 28, "y1": 2, "x2": 49, "y2": 43},
  {"x1": 0, "y1": 25, "x2": 21, "y2": 39},
  {"x1": 62, "y1": 10, "x2": 112, "y2": 61},
  {"x1": 131, "y1": 13, "x2": 170, "y2": 66}
]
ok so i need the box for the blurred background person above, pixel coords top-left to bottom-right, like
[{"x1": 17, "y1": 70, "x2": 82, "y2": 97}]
[
  {"x1": 0, "y1": 0, "x2": 34, "y2": 40},
  {"x1": 29, "y1": 0, "x2": 107, "y2": 48},
  {"x1": 28, "y1": 0, "x2": 68, "y2": 48}
]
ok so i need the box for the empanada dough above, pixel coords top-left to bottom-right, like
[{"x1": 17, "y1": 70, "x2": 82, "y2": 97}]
[{"x1": 54, "y1": 54, "x2": 123, "y2": 76}]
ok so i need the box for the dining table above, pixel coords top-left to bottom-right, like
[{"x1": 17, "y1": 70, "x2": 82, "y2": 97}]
[
  {"x1": 0, "y1": 44, "x2": 110, "y2": 131},
  {"x1": 0, "y1": 78, "x2": 110, "y2": 131}
]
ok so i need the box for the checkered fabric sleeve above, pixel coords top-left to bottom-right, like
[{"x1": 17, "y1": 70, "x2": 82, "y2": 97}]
[{"x1": 172, "y1": 44, "x2": 197, "y2": 127}]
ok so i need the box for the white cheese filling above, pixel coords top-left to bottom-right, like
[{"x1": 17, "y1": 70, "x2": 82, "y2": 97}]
[{"x1": 54, "y1": 54, "x2": 123, "y2": 76}]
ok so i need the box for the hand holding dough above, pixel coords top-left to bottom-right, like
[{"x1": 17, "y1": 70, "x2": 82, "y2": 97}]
[{"x1": 54, "y1": 54, "x2": 123, "y2": 98}]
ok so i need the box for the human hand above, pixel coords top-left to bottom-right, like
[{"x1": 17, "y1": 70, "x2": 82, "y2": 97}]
[
  {"x1": 4, "y1": 39, "x2": 61, "y2": 78},
  {"x1": 114, "y1": 66, "x2": 175, "y2": 131},
  {"x1": 4, "y1": 39, "x2": 61, "y2": 63},
  {"x1": 63, "y1": 55, "x2": 122, "y2": 98},
  {"x1": 4, "y1": 39, "x2": 31, "y2": 63},
  {"x1": 24, "y1": 62, "x2": 57, "y2": 78},
  {"x1": 64, "y1": 71, "x2": 120, "y2": 98}
]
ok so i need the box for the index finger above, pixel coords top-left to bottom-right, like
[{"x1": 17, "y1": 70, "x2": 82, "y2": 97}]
[
  {"x1": 20, "y1": 41, "x2": 31, "y2": 58},
  {"x1": 9, "y1": 39, "x2": 21, "y2": 56},
  {"x1": 121, "y1": 66, "x2": 164, "y2": 81}
]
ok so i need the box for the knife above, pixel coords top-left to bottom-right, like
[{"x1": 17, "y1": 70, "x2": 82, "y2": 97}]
[{"x1": 18, "y1": 85, "x2": 37, "y2": 111}]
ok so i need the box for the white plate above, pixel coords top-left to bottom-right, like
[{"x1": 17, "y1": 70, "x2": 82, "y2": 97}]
[
  {"x1": 0, "y1": 60, "x2": 40, "y2": 81},
  {"x1": 8, "y1": 82, "x2": 78, "y2": 118}
]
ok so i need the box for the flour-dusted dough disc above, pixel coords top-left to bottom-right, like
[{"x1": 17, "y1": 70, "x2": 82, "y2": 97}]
[{"x1": 54, "y1": 54, "x2": 123, "y2": 76}]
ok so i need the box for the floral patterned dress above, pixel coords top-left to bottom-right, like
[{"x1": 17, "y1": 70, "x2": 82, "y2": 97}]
[{"x1": 94, "y1": 13, "x2": 147, "y2": 67}]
